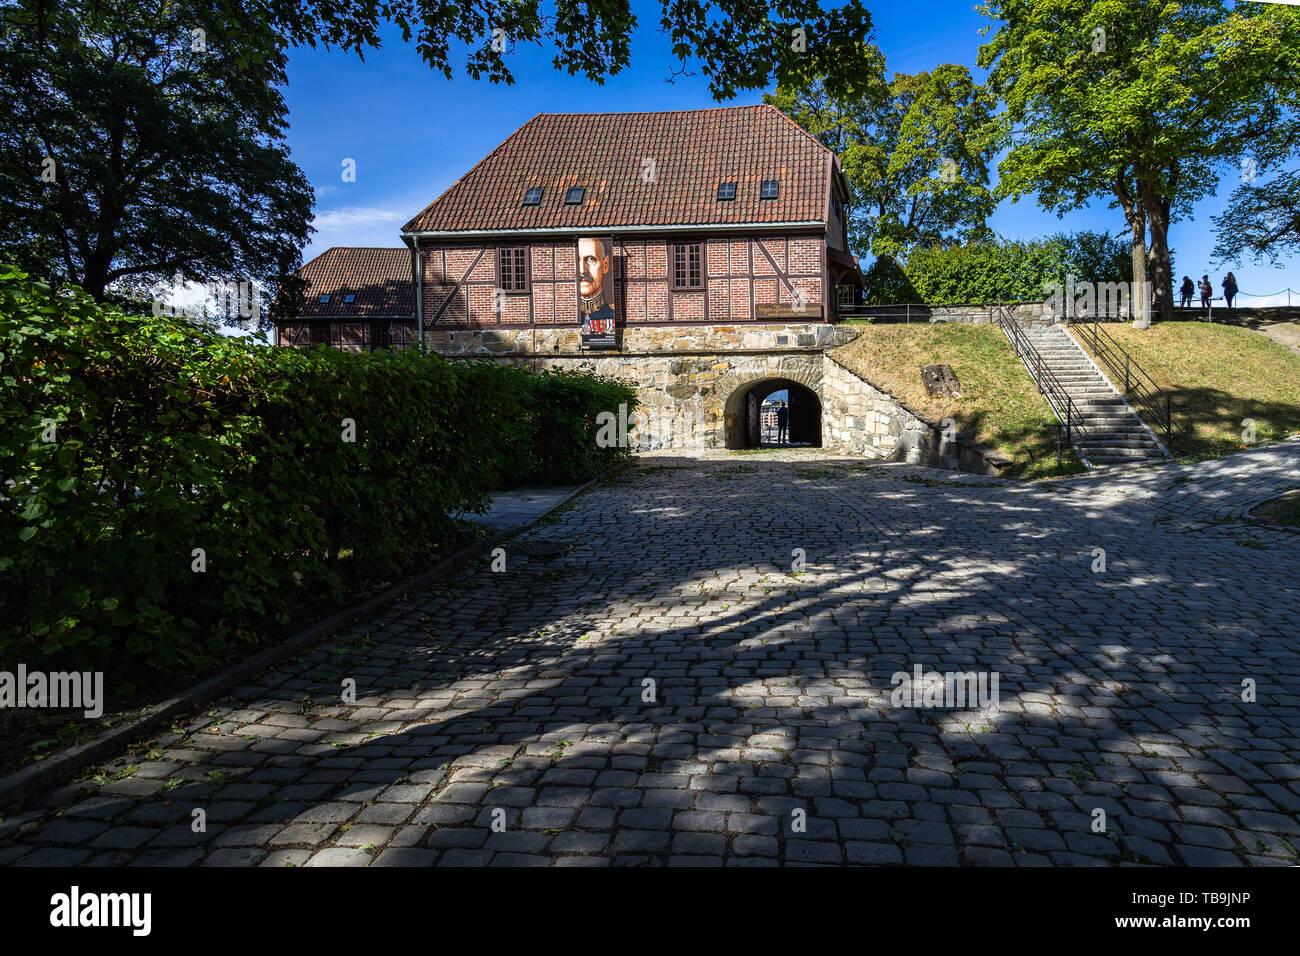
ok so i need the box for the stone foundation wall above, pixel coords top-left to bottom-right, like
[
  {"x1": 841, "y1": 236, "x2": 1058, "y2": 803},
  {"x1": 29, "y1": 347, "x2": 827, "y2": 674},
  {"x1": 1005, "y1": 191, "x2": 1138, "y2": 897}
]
[
  {"x1": 821, "y1": 355, "x2": 941, "y2": 463},
  {"x1": 847, "y1": 302, "x2": 1050, "y2": 325},
  {"x1": 425, "y1": 321, "x2": 1006, "y2": 473},
  {"x1": 426, "y1": 324, "x2": 850, "y2": 451},
  {"x1": 532, "y1": 350, "x2": 827, "y2": 451},
  {"x1": 424, "y1": 323, "x2": 853, "y2": 356}
]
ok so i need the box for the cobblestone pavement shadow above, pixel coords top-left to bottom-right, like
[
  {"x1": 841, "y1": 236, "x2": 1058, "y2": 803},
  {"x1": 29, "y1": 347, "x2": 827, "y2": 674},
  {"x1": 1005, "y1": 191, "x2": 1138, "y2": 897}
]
[{"x1": 4, "y1": 443, "x2": 1299, "y2": 867}]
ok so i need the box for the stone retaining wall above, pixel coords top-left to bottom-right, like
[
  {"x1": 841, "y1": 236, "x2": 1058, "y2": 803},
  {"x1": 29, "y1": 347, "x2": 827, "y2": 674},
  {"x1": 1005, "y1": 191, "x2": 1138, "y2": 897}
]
[
  {"x1": 821, "y1": 356, "x2": 1010, "y2": 475},
  {"x1": 426, "y1": 324, "x2": 850, "y2": 451},
  {"x1": 424, "y1": 323, "x2": 855, "y2": 356},
  {"x1": 845, "y1": 302, "x2": 1050, "y2": 325},
  {"x1": 425, "y1": 322, "x2": 1007, "y2": 473},
  {"x1": 822, "y1": 354, "x2": 939, "y2": 463}
]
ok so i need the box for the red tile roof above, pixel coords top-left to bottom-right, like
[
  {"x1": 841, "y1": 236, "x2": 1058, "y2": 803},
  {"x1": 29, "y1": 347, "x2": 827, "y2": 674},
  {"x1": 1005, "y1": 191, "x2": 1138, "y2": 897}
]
[
  {"x1": 294, "y1": 247, "x2": 414, "y2": 317},
  {"x1": 402, "y1": 105, "x2": 835, "y2": 234}
]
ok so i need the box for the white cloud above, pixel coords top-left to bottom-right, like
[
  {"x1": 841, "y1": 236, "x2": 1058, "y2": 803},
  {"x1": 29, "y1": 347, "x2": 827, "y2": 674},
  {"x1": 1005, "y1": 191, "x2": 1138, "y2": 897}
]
[{"x1": 311, "y1": 206, "x2": 402, "y2": 230}]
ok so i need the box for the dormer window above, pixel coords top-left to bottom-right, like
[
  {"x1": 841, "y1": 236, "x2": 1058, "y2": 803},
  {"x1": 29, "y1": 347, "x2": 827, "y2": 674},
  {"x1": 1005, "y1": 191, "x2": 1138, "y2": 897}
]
[
  {"x1": 565, "y1": 186, "x2": 586, "y2": 205},
  {"x1": 523, "y1": 187, "x2": 543, "y2": 206},
  {"x1": 717, "y1": 182, "x2": 737, "y2": 201},
  {"x1": 319, "y1": 293, "x2": 331, "y2": 303},
  {"x1": 343, "y1": 293, "x2": 355, "y2": 304},
  {"x1": 760, "y1": 180, "x2": 779, "y2": 199}
]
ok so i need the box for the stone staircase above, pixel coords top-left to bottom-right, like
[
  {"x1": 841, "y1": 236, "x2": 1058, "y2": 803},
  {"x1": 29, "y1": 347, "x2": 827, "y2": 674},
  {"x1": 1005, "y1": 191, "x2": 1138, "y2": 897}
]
[{"x1": 1015, "y1": 323, "x2": 1170, "y2": 467}]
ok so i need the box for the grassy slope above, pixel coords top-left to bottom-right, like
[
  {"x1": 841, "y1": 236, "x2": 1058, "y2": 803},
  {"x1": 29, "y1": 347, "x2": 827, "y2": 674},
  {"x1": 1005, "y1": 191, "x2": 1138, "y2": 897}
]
[
  {"x1": 832, "y1": 324, "x2": 1082, "y2": 479},
  {"x1": 1085, "y1": 322, "x2": 1300, "y2": 457}
]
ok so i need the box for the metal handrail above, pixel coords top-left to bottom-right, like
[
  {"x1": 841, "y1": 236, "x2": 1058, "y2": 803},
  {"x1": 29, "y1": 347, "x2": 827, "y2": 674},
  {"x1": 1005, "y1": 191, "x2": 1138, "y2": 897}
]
[
  {"x1": 1071, "y1": 318, "x2": 1173, "y2": 438},
  {"x1": 994, "y1": 305, "x2": 1086, "y2": 452}
]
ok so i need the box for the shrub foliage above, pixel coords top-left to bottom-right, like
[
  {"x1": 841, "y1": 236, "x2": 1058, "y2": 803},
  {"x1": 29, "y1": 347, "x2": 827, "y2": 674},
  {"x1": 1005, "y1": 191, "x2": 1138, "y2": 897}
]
[
  {"x1": 866, "y1": 231, "x2": 1132, "y2": 305},
  {"x1": 0, "y1": 269, "x2": 634, "y2": 673}
]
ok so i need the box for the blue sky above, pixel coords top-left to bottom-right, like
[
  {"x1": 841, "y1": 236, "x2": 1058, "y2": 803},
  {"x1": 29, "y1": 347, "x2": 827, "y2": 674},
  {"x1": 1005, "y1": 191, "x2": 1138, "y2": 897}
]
[{"x1": 282, "y1": 0, "x2": 1300, "y2": 306}]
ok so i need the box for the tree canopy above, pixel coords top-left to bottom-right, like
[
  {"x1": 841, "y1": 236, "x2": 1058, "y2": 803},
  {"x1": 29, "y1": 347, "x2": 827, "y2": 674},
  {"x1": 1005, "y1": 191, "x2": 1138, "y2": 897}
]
[
  {"x1": 247, "y1": 0, "x2": 879, "y2": 101},
  {"x1": 767, "y1": 59, "x2": 998, "y2": 261},
  {"x1": 1214, "y1": 168, "x2": 1300, "y2": 267},
  {"x1": 978, "y1": 0, "x2": 1300, "y2": 324},
  {"x1": 0, "y1": 0, "x2": 313, "y2": 310},
  {"x1": 1, "y1": 0, "x2": 881, "y2": 308}
]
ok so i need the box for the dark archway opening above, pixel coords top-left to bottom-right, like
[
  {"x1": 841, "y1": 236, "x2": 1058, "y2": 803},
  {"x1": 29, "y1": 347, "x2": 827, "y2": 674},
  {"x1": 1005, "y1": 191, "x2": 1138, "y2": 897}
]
[{"x1": 730, "y1": 379, "x2": 822, "y2": 449}]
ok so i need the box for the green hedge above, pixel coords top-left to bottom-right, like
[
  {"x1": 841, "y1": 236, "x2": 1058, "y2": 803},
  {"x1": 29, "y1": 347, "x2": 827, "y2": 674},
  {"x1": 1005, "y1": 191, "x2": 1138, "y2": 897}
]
[
  {"x1": 0, "y1": 269, "x2": 635, "y2": 674},
  {"x1": 865, "y1": 231, "x2": 1133, "y2": 305}
]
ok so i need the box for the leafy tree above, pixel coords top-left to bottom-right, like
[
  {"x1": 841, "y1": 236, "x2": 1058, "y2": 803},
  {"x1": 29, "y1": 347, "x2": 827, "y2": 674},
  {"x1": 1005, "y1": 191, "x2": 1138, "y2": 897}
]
[
  {"x1": 3, "y1": 0, "x2": 879, "y2": 313},
  {"x1": 765, "y1": 51, "x2": 888, "y2": 256},
  {"x1": 248, "y1": 0, "x2": 880, "y2": 101},
  {"x1": 1215, "y1": 169, "x2": 1300, "y2": 266},
  {"x1": 0, "y1": 0, "x2": 313, "y2": 315},
  {"x1": 860, "y1": 255, "x2": 918, "y2": 305},
  {"x1": 768, "y1": 60, "x2": 998, "y2": 261},
  {"x1": 979, "y1": 0, "x2": 1300, "y2": 325},
  {"x1": 1048, "y1": 229, "x2": 1131, "y2": 289},
  {"x1": 899, "y1": 231, "x2": 1129, "y2": 305}
]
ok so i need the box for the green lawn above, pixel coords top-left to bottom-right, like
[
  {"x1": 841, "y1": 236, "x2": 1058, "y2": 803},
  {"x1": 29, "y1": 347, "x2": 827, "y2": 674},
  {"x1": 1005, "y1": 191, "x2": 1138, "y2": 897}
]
[
  {"x1": 832, "y1": 323, "x2": 1083, "y2": 479},
  {"x1": 1081, "y1": 322, "x2": 1300, "y2": 457}
]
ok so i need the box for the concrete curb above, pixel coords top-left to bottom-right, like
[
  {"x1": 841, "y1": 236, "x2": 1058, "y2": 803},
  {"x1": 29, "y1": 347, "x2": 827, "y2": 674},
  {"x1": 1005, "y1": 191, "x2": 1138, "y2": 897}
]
[{"x1": 0, "y1": 473, "x2": 604, "y2": 813}]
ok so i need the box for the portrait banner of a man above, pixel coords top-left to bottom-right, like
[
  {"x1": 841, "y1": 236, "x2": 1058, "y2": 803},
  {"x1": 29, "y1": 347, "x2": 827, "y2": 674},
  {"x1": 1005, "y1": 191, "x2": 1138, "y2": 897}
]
[{"x1": 577, "y1": 236, "x2": 617, "y2": 348}]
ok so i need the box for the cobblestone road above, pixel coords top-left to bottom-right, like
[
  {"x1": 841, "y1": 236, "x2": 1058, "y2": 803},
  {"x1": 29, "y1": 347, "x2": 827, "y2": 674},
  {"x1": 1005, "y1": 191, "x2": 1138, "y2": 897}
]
[{"x1": 4, "y1": 443, "x2": 1300, "y2": 867}]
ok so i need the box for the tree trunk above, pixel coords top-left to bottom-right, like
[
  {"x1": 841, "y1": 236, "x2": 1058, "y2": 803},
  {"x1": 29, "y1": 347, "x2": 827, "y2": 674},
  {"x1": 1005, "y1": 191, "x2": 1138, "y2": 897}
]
[
  {"x1": 1129, "y1": 228, "x2": 1150, "y2": 330},
  {"x1": 81, "y1": 253, "x2": 110, "y2": 301},
  {"x1": 1142, "y1": 180, "x2": 1175, "y2": 325},
  {"x1": 1114, "y1": 176, "x2": 1150, "y2": 329}
]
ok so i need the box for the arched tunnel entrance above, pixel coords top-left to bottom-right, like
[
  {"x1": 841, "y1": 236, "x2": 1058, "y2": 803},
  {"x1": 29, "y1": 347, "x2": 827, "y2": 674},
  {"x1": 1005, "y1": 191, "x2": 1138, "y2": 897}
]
[{"x1": 725, "y1": 378, "x2": 822, "y2": 449}]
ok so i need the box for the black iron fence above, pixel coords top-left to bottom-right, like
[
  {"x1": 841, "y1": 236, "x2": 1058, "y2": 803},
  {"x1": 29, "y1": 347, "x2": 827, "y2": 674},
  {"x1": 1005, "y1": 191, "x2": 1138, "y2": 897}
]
[
  {"x1": 995, "y1": 306, "x2": 1085, "y2": 452},
  {"x1": 1070, "y1": 318, "x2": 1173, "y2": 439}
]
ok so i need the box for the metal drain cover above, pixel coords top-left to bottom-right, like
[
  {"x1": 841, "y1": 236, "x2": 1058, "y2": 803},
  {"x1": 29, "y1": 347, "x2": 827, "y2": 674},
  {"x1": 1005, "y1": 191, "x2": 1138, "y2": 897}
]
[{"x1": 510, "y1": 540, "x2": 574, "y2": 557}]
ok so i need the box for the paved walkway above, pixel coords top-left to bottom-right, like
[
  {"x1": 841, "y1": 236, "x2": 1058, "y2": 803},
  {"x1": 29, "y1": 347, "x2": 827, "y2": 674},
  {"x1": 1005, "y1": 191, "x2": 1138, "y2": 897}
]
[
  {"x1": 469, "y1": 484, "x2": 583, "y2": 532},
  {"x1": 4, "y1": 443, "x2": 1300, "y2": 867},
  {"x1": 1256, "y1": 320, "x2": 1300, "y2": 354}
]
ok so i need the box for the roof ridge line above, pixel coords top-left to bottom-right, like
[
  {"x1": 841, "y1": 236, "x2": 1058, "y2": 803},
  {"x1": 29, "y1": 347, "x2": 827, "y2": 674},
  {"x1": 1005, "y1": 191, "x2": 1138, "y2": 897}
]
[{"x1": 529, "y1": 104, "x2": 766, "y2": 118}]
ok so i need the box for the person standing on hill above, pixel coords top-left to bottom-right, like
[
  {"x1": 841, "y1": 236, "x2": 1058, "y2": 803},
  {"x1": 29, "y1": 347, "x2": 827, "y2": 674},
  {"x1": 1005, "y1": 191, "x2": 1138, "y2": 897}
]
[
  {"x1": 1222, "y1": 272, "x2": 1238, "y2": 308},
  {"x1": 1179, "y1": 276, "x2": 1195, "y2": 308},
  {"x1": 1199, "y1": 275, "x2": 1213, "y2": 308}
]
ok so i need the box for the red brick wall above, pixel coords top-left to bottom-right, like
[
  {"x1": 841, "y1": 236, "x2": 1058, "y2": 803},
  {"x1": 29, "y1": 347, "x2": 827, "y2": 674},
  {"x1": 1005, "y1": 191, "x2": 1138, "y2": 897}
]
[{"x1": 418, "y1": 233, "x2": 827, "y2": 328}]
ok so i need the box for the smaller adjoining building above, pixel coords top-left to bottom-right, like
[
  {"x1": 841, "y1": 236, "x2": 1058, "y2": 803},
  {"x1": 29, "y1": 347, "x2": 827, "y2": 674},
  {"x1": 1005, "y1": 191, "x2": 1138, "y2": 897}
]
[{"x1": 276, "y1": 247, "x2": 417, "y2": 353}]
